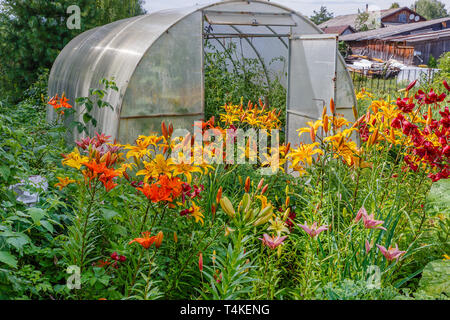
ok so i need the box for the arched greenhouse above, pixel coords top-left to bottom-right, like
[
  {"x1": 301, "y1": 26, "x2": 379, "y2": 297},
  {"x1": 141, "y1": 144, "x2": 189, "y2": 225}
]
[{"x1": 47, "y1": 0, "x2": 357, "y2": 146}]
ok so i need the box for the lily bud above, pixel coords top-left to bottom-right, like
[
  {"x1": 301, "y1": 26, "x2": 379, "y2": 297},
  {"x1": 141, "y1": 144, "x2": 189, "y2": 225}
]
[
  {"x1": 323, "y1": 115, "x2": 329, "y2": 134},
  {"x1": 310, "y1": 126, "x2": 316, "y2": 143},
  {"x1": 220, "y1": 197, "x2": 235, "y2": 218},
  {"x1": 198, "y1": 252, "x2": 203, "y2": 272},
  {"x1": 253, "y1": 205, "x2": 273, "y2": 226},
  {"x1": 444, "y1": 80, "x2": 450, "y2": 92},
  {"x1": 365, "y1": 110, "x2": 371, "y2": 123},
  {"x1": 352, "y1": 105, "x2": 358, "y2": 120},
  {"x1": 285, "y1": 196, "x2": 290, "y2": 208},
  {"x1": 244, "y1": 176, "x2": 250, "y2": 193},
  {"x1": 173, "y1": 232, "x2": 178, "y2": 243},
  {"x1": 169, "y1": 123, "x2": 173, "y2": 136},
  {"x1": 216, "y1": 186, "x2": 222, "y2": 204},
  {"x1": 154, "y1": 231, "x2": 164, "y2": 249},
  {"x1": 322, "y1": 105, "x2": 327, "y2": 119},
  {"x1": 282, "y1": 208, "x2": 290, "y2": 221},
  {"x1": 330, "y1": 98, "x2": 335, "y2": 114},
  {"x1": 285, "y1": 142, "x2": 291, "y2": 154},
  {"x1": 161, "y1": 121, "x2": 168, "y2": 139},
  {"x1": 261, "y1": 184, "x2": 269, "y2": 195},
  {"x1": 427, "y1": 105, "x2": 432, "y2": 126},
  {"x1": 406, "y1": 79, "x2": 417, "y2": 92},
  {"x1": 368, "y1": 128, "x2": 379, "y2": 147},
  {"x1": 211, "y1": 204, "x2": 216, "y2": 216},
  {"x1": 241, "y1": 193, "x2": 251, "y2": 213},
  {"x1": 257, "y1": 178, "x2": 264, "y2": 190}
]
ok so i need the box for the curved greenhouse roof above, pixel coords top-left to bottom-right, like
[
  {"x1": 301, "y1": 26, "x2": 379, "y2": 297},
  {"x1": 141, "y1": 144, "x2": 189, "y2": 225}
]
[{"x1": 47, "y1": 0, "x2": 357, "y2": 145}]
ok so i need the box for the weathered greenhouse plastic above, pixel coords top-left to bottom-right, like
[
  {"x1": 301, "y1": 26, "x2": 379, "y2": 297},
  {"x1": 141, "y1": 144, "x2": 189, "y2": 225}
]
[{"x1": 47, "y1": 0, "x2": 357, "y2": 146}]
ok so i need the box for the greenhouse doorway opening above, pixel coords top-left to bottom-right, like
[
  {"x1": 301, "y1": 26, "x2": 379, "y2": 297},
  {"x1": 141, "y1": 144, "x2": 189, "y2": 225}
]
[{"x1": 202, "y1": 9, "x2": 339, "y2": 145}]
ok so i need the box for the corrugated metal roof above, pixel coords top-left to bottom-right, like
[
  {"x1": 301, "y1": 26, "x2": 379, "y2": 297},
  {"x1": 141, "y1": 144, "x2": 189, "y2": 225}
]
[
  {"x1": 340, "y1": 17, "x2": 450, "y2": 41},
  {"x1": 384, "y1": 28, "x2": 450, "y2": 43}
]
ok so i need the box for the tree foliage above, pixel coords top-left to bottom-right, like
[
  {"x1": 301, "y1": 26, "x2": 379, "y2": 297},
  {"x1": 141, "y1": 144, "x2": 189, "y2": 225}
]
[
  {"x1": 310, "y1": 6, "x2": 334, "y2": 25},
  {"x1": 0, "y1": 0, "x2": 145, "y2": 101},
  {"x1": 355, "y1": 11, "x2": 370, "y2": 31},
  {"x1": 413, "y1": 0, "x2": 449, "y2": 20}
]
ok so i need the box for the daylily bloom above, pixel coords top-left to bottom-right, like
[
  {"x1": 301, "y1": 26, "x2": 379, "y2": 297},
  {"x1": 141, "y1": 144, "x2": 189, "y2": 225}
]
[
  {"x1": 54, "y1": 176, "x2": 76, "y2": 190},
  {"x1": 136, "y1": 175, "x2": 182, "y2": 203},
  {"x1": 297, "y1": 221, "x2": 329, "y2": 238},
  {"x1": 288, "y1": 143, "x2": 323, "y2": 167},
  {"x1": 62, "y1": 148, "x2": 89, "y2": 170},
  {"x1": 355, "y1": 206, "x2": 387, "y2": 231},
  {"x1": 396, "y1": 98, "x2": 415, "y2": 113},
  {"x1": 268, "y1": 216, "x2": 289, "y2": 236},
  {"x1": 376, "y1": 243, "x2": 406, "y2": 261},
  {"x1": 363, "y1": 213, "x2": 387, "y2": 231},
  {"x1": 172, "y1": 161, "x2": 203, "y2": 184},
  {"x1": 128, "y1": 231, "x2": 157, "y2": 249},
  {"x1": 190, "y1": 202, "x2": 204, "y2": 225},
  {"x1": 259, "y1": 233, "x2": 287, "y2": 249}
]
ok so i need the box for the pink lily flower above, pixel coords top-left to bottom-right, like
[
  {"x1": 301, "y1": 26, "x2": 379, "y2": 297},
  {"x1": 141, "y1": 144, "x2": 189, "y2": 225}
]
[
  {"x1": 355, "y1": 206, "x2": 367, "y2": 223},
  {"x1": 259, "y1": 234, "x2": 287, "y2": 249},
  {"x1": 363, "y1": 213, "x2": 387, "y2": 231},
  {"x1": 365, "y1": 240, "x2": 372, "y2": 254},
  {"x1": 355, "y1": 206, "x2": 387, "y2": 231},
  {"x1": 376, "y1": 243, "x2": 406, "y2": 261},
  {"x1": 297, "y1": 221, "x2": 329, "y2": 238}
]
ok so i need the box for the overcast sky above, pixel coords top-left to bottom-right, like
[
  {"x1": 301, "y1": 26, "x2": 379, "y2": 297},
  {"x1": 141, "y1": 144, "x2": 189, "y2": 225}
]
[{"x1": 143, "y1": 0, "x2": 450, "y2": 17}]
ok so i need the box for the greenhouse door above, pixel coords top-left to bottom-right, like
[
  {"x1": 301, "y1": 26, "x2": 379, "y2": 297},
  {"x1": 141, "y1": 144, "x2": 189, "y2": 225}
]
[{"x1": 286, "y1": 34, "x2": 338, "y2": 147}]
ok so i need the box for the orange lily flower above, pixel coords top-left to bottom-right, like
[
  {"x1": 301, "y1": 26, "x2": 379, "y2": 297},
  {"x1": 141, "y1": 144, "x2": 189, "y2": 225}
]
[
  {"x1": 129, "y1": 231, "x2": 157, "y2": 249},
  {"x1": 54, "y1": 176, "x2": 76, "y2": 190}
]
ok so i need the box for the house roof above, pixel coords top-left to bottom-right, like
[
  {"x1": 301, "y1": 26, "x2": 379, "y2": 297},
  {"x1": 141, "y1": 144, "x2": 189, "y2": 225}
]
[
  {"x1": 321, "y1": 25, "x2": 355, "y2": 35},
  {"x1": 319, "y1": 6, "x2": 425, "y2": 29},
  {"x1": 340, "y1": 17, "x2": 450, "y2": 41},
  {"x1": 384, "y1": 28, "x2": 450, "y2": 43}
]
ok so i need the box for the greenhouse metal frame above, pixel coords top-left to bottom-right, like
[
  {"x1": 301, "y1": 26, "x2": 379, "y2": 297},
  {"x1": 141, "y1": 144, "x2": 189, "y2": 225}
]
[{"x1": 47, "y1": 0, "x2": 357, "y2": 146}]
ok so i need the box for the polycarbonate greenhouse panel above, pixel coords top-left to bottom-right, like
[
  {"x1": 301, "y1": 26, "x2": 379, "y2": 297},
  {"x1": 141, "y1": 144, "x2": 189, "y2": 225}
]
[
  {"x1": 47, "y1": 7, "x2": 200, "y2": 142},
  {"x1": 208, "y1": 2, "x2": 290, "y2": 14},
  {"x1": 336, "y1": 56, "x2": 357, "y2": 111},
  {"x1": 204, "y1": 10, "x2": 297, "y2": 26},
  {"x1": 286, "y1": 34, "x2": 338, "y2": 147},
  {"x1": 286, "y1": 113, "x2": 315, "y2": 148},
  {"x1": 119, "y1": 12, "x2": 203, "y2": 143}
]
